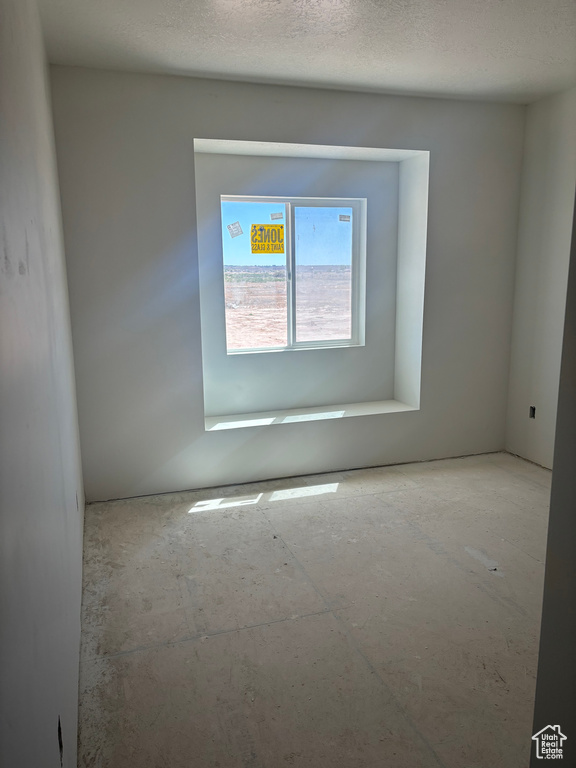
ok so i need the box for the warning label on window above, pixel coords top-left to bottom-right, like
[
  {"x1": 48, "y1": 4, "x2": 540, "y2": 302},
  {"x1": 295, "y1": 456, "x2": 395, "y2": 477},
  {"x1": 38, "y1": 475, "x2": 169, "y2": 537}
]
[{"x1": 251, "y1": 224, "x2": 284, "y2": 254}]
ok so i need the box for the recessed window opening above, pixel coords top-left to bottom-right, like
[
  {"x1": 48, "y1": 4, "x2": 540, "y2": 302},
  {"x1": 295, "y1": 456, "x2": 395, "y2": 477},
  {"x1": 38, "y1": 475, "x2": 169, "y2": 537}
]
[{"x1": 221, "y1": 196, "x2": 366, "y2": 353}]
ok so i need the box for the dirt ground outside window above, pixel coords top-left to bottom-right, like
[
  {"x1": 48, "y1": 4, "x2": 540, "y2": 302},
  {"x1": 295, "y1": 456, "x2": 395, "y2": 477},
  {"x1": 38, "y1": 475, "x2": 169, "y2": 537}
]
[{"x1": 224, "y1": 266, "x2": 352, "y2": 349}]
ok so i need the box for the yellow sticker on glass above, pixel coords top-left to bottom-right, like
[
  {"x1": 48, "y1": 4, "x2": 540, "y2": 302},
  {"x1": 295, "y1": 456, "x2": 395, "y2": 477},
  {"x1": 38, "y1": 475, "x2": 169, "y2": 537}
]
[{"x1": 251, "y1": 224, "x2": 284, "y2": 254}]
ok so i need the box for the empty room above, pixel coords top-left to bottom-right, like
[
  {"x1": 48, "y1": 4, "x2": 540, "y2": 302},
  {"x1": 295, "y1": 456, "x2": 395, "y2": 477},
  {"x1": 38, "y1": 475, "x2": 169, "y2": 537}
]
[{"x1": 1, "y1": 0, "x2": 575, "y2": 766}]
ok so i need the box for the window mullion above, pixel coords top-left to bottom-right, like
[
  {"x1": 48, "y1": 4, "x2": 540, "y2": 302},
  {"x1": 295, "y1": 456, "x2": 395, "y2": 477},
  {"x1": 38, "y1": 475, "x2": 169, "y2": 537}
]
[
  {"x1": 287, "y1": 202, "x2": 296, "y2": 347},
  {"x1": 350, "y1": 201, "x2": 358, "y2": 345}
]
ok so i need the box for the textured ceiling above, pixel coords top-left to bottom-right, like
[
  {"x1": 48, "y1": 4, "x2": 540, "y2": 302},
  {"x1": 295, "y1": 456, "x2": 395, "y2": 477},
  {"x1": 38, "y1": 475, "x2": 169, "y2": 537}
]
[{"x1": 38, "y1": 0, "x2": 576, "y2": 102}]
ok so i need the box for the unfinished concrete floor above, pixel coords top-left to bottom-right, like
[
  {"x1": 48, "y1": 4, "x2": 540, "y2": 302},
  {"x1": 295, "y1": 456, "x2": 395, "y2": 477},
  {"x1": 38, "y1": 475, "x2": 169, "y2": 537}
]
[{"x1": 79, "y1": 452, "x2": 550, "y2": 768}]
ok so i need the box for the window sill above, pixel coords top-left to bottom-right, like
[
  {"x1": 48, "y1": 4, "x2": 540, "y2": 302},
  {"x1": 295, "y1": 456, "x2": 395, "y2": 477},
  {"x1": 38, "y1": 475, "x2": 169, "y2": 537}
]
[
  {"x1": 226, "y1": 341, "x2": 364, "y2": 355},
  {"x1": 205, "y1": 399, "x2": 417, "y2": 431}
]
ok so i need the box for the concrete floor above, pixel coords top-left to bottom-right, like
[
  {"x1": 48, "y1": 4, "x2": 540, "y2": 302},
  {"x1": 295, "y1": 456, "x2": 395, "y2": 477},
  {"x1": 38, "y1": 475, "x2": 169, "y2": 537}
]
[{"x1": 79, "y1": 452, "x2": 550, "y2": 768}]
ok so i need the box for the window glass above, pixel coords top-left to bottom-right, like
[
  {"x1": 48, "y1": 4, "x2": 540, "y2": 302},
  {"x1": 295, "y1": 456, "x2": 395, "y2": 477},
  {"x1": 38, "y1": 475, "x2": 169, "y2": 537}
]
[
  {"x1": 294, "y1": 206, "x2": 353, "y2": 343},
  {"x1": 221, "y1": 200, "x2": 287, "y2": 350},
  {"x1": 221, "y1": 197, "x2": 362, "y2": 352}
]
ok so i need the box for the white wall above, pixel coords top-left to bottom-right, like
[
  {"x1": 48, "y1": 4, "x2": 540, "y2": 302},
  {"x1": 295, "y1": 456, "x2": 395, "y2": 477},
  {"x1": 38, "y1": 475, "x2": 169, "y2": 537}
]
[
  {"x1": 51, "y1": 66, "x2": 525, "y2": 501},
  {"x1": 0, "y1": 2, "x2": 84, "y2": 766},
  {"x1": 506, "y1": 87, "x2": 576, "y2": 468}
]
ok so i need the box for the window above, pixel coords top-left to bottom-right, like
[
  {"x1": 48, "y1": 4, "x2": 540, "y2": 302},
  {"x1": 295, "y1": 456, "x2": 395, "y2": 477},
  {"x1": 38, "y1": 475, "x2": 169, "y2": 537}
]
[{"x1": 221, "y1": 196, "x2": 366, "y2": 353}]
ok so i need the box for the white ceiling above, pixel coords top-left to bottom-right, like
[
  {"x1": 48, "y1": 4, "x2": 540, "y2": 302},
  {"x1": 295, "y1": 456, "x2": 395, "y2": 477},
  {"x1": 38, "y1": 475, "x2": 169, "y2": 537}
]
[{"x1": 38, "y1": 0, "x2": 576, "y2": 103}]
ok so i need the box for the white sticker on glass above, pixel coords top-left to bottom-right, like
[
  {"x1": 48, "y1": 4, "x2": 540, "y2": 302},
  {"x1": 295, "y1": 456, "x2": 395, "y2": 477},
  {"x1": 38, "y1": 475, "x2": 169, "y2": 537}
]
[{"x1": 227, "y1": 221, "x2": 243, "y2": 238}]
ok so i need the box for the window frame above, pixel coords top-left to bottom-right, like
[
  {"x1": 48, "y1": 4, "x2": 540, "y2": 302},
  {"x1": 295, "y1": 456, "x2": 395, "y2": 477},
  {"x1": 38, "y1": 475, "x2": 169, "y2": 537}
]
[{"x1": 221, "y1": 194, "x2": 367, "y2": 355}]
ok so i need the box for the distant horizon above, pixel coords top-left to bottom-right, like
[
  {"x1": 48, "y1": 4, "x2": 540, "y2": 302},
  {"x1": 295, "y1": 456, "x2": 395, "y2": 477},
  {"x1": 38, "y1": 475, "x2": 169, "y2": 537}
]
[{"x1": 223, "y1": 264, "x2": 351, "y2": 268}]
